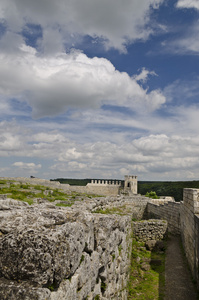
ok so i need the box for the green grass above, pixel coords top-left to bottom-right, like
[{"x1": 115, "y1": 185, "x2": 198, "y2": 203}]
[
  {"x1": 128, "y1": 239, "x2": 165, "y2": 300},
  {"x1": 55, "y1": 202, "x2": 73, "y2": 207},
  {"x1": 0, "y1": 181, "x2": 80, "y2": 205},
  {"x1": 80, "y1": 255, "x2": 85, "y2": 264},
  {"x1": 92, "y1": 205, "x2": 127, "y2": 215},
  {"x1": 33, "y1": 185, "x2": 45, "y2": 190},
  {"x1": 0, "y1": 180, "x2": 8, "y2": 185},
  {"x1": 0, "y1": 180, "x2": 102, "y2": 206},
  {"x1": 20, "y1": 184, "x2": 30, "y2": 189},
  {"x1": 54, "y1": 196, "x2": 68, "y2": 201},
  {"x1": 101, "y1": 280, "x2": 107, "y2": 293},
  {"x1": 20, "y1": 198, "x2": 34, "y2": 205}
]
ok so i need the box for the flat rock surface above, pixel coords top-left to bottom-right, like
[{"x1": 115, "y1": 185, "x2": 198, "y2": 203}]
[{"x1": 165, "y1": 235, "x2": 199, "y2": 300}]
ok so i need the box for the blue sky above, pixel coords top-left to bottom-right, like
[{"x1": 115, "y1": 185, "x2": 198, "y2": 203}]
[{"x1": 1, "y1": 0, "x2": 199, "y2": 181}]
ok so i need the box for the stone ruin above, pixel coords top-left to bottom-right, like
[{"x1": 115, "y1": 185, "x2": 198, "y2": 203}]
[
  {"x1": 123, "y1": 175, "x2": 137, "y2": 194},
  {"x1": 0, "y1": 176, "x2": 199, "y2": 299},
  {"x1": 0, "y1": 176, "x2": 166, "y2": 300}
]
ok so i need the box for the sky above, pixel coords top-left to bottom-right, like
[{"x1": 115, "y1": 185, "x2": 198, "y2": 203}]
[{"x1": 1, "y1": 0, "x2": 199, "y2": 181}]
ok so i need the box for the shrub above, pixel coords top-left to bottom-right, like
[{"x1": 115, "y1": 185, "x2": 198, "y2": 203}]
[{"x1": 145, "y1": 191, "x2": 159, "y2": 199}]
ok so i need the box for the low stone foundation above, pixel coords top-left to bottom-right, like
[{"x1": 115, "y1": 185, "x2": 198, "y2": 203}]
[{"x1": 132, "y1": 219, "x2": 168, "y2": 242}]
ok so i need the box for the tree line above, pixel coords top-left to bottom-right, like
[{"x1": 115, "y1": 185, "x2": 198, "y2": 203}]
[
  {"x1": 51, "y1": 178, "x2": 199, "y2": 202},
  {"x1": 138, "y1": 181, "x2": 199, "y2": 202}
]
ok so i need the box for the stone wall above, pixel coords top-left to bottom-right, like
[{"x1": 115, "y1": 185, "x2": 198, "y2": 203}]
[
  {"x1": 132, "y1": 219, "x2": 168, "y2": 242},
  {"x1": 194, "y1": 214, "x2": 199, "y2": 288},
  {"x1": 124, "y1": 176, "x2": 137, "y2": 194},
  {"x1": 147, "y1": 200, "x2": 181, "y2": 234},
  {"x1": 91, "y1": 195, "x2": 148, "y2": 220},
  {"x1": 180, "y1": 188, "x2": 199, "y2": 284},
  {"x1": 0, "y1": 177, "x2": 121, "y2": 197},
  {"x1": 69, "y1": 184, "x2": 120, "y2": 196},
  {"x1": 3, "y1": 178, "x2": 199, "y2": 295},
  {"x1": 0, "y1": 196, "x2": 133, "y2": 300}
]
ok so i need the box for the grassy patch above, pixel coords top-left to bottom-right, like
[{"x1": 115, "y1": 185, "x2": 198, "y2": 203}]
[
  {"x1": 54, "y1": 195, "x2": 68, "y2": 201},
  {"x1": 0, "y1": 182, "x2": 73, "y2": 205},
  {"x1": 118, "y1": 245, "x2": 123, "y2": 255},
  {"x1": 55, "y1": 202, "x2": 73, "y2": 207},
  {"x1": 93, "y1": 206, "x2": 127, "y2": 215},
  {"x1": 101, "y1": 280, "x2": 107, "y2": 294},
  {"x1": 128, "y1": 239, "x2": 165, "y2": 300},
  {"x1": 20, "y1": 184, "x2": 30, "y2": 189},
  {"x1": 0, "y1": 180, "x2": 8, "y2": 185},
  {"x1": 33, "y1": 185, "x2": 45, "y2": 191},
  {"x1": 0, "y1": 180, "x2": 102, "y2": 207},
  {"x1": 80, "y1": 255, "x2": 85, "y2": 264}
]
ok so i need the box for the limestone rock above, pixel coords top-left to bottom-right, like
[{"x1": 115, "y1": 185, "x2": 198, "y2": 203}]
[
  {"x1": 0, "y1": 279, "x2": 51, "y2": 300},
  {"x1": 0, "y1": 195, "x2": 133, "y2": 299}
]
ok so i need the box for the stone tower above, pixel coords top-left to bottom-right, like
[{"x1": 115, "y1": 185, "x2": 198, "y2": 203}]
[{"x1": 124, "y1": 175, "x2": 137, "y2": 194}]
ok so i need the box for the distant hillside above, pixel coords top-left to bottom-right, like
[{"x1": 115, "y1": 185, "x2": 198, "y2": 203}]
[{"x1": 138, "y1": 181, "x2": 199, "y2": 202}]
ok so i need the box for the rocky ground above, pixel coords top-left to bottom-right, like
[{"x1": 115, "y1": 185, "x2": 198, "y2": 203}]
[
  {"x1": 0, "y1": 178, "x2": 138, "y2": 299},
  {"x1": 1, "y1": 178, "x2": 199, "y2": 299}
]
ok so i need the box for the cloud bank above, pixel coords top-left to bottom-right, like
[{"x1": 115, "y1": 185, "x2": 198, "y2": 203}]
[
  {"x1": 1, "y1": 0, "x2": 199, "y2": 181},
  {"x1": 0, "y1": 43, "x2": 165, "y2": 118},
  {"x1": 1, "y1": 127, "x2": 199, "y2": 180},
  {"x1": 0, "y1": 0, "x2": 164, "y2": 52}
]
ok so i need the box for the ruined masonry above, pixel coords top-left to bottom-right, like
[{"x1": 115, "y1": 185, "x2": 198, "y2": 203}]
[
  {"x1": 0, "y1": 176, "x2": 199, "y2": 299},
  {"x1": 2, "y1": 175, "x2": 137, "y2": 196}
]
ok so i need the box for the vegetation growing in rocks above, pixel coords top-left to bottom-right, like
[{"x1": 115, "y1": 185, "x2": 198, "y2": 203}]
[
  {"x1": 51, "y1": 177, "x2": 199, "y2": 202},
  {"x1": 128, "y1": 238, "x2": 165, "y2": 300},
  {"x1": 138, "y1": 180, "x2": 199, "y2": 202},
  {"x1": 55, "y1": 202, "x2": 74, "y2": 207},
  {"x1": 0, "y1": 179, "x2": 100, "y2": 205},
  {"x1": 145, "y1": 191, "x2": 159, "y2": 199},
  {"x1": 92, "y1": 205, "x2": 131, "y2": 215},
  {"x1": 100, "y1": 280, "x2": 107, "y2": 294}
]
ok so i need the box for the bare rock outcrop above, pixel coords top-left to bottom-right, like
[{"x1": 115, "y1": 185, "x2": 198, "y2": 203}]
[
  {"x1": 0, "y1": 197, "x2": 132, "y2": 300},
  {"x1": 0, "y1": 178, "x2": 168, "y2": 299}
]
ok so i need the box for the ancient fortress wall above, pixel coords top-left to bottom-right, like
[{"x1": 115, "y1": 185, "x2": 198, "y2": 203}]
[
  {"x1": 0, "y1": 175, "x2": 140, "y2": 197},
  {"x1": 147, "y1": 188, "x2": 199, "y2": 289},
  {"x1": 147, "y1": 200, "x2": 181, "y2": 234},
  {"x1": 132, "y1": 219, "x2": 168, "y2": 242},
  {"x1": 1, "y1": 177, "x2": 121, "y2": 196},
  {"x1": 194, "y1": 215, "x2": 199, "y2": 287},
  {"x1": 0, "y1": 198, "x2": 133, "y2": 300},
  {"x1": 68, "y1": 182, "x2": 120, "y2": 196},
  {"x1": 48, "y1": 212, "x2": 133, "y2": 300},
  {"x1": 180, "y1": 188, "x2": 199, "y2": 285},
  {"x1": 0, "y1": 190, "x2": 167, "y2": 300},
  {"x1": 3, "y1": 177, "x2": 199, "y2": 295}
]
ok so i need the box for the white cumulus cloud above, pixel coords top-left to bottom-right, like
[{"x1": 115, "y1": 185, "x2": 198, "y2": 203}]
[
  {"x1": 0, "y1": 0, "x2": 164, "y2": 52},
  {"x1": 133, "y1": 68, "x2": 157, "y2": 83},
  {"x1": 13, "y1": 162, "x2": 41, "y2": 171},
  {"x1": 176, "y1": 0, "x2": 199, "y2": 10},
  {"x1": 0, "y1": 44, "x2": 166, "y2": 118}
]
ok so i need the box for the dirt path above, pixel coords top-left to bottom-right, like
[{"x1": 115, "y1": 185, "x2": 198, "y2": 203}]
[{"x1": 165, "y1": 235, "x2": 198, "y2": 300}]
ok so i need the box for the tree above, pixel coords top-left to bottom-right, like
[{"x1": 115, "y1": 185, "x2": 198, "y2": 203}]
[{"x1": 145, "y1": 191, "x2": 159, "y2": 199}]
